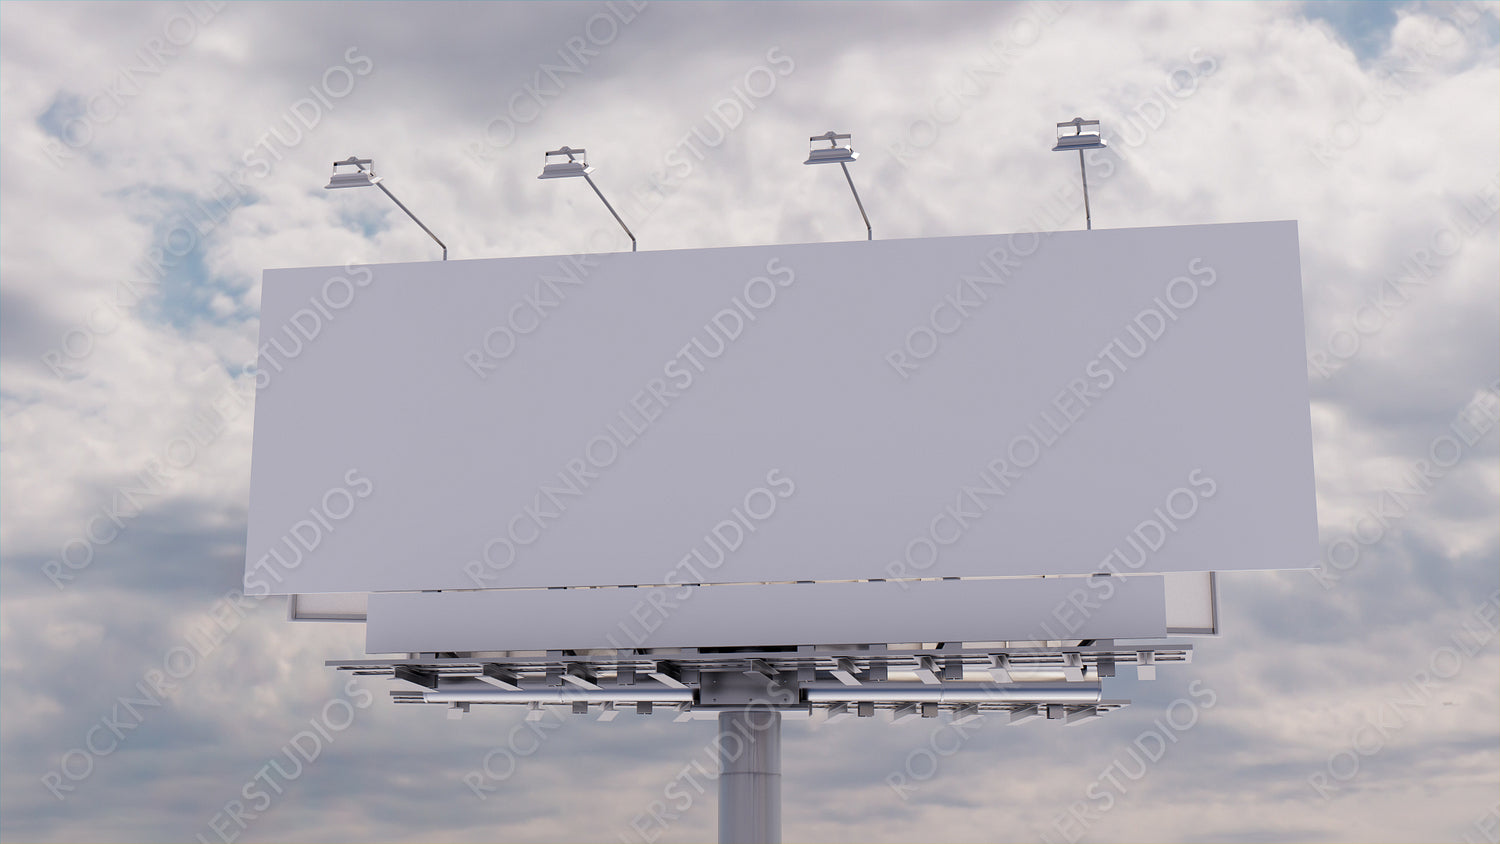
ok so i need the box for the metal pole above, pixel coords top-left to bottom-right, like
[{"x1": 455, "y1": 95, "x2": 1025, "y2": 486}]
[
  {"x1": 375, "y1": 181, "x2": 448, "y2": 260},
  {"x1": 1077, "y1": 148, "x2": 1092, "y2": 231},
  {"x1": 839, "y1": 162, "x2": 873, "y2": 241},
  {"x1": 718, "y1": 709, "x2": 780, "y2": 844},
  {"x1": 583, "y1": 173, "x2": 637, "y2": 252}
]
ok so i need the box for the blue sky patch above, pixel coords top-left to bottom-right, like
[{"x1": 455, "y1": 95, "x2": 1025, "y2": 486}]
[
  {"x1": 118, "y1": 185, "x2": 261, "y2": 332},
  {"x1": 36, "y1": 91, "x2": 87, "y2": 143},
  {"x1": 1303, "y1": 0, "x2": 1403, "y2": 62}
]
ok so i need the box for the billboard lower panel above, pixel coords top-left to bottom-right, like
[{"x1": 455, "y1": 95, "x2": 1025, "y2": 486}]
[{"x1": 365, "y1": 576, "x2": 1167, "y2": 653}]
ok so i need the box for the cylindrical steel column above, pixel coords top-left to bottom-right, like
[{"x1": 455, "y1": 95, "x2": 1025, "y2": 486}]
[{"x1": 718, "y1": 709, "x2": 781, "y2": 844}]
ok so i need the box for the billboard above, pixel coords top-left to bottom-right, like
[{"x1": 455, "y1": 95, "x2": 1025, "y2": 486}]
[
  {"x1": 364, "y1": 575, "x2": 1169, "y2": 653},
  {"x1": 246, "y1": 221, "x2": 1315, "y2": 596}
]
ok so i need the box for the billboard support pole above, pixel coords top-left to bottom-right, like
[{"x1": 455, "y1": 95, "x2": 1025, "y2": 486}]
[{"x1": 718, "y1": 709, "x2": 781, "y2": 843}]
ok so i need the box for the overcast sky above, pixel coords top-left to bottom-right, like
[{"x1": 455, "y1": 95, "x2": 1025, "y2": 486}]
[{"x1": 2, "y1": 1, "x2": 1497, "y2": 842}]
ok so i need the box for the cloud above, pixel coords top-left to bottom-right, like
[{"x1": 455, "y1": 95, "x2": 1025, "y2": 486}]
[{"x1": 1, "y1": 1, "x2": 1495, "y2": 842}]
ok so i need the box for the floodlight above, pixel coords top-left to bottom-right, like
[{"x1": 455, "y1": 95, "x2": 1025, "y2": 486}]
[
  {"x1": 537, "y1": 146, "x2": 594, "y2": 179},
  {"x1": 325, "y1": 167, "x2": 380, "y2": 189},
  {"x1": 804, "y1": 130, "x2": 872, "y2": 241},
  {"x1": 1052, "y1": 118, "x2": 1107, "y2": 231},
  {"x1": 538, "y1": 146, "x2": 636, "y2": 252},
  {"x1": 1052, "y1": 118, "x2": 1107, "y2": 152},
  {"x1": 324, "y1": 156, "x2": 448, "y2": 260},
  {"x1": 803, "y1": 132, "x2": 858, "y2": 165}
]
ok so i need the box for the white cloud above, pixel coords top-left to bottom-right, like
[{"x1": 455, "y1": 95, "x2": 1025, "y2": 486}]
[{"x1": 1, "y1": 1, "x2": 1495, "y2": 842}]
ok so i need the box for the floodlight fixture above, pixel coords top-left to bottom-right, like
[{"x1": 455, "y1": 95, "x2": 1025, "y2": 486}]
[
  {"x1": 1053, "y1": 118, "x2": 1107, "y2": 231},
  {"x1": 804, "y1": 130, "x2": 872, "y2": 241},
  {"x1": 537, "y1": 146, "x2": 636, "y2": 252},
  {"x1": 324, "y1": 156, "x2": 448, "y2": 260}
]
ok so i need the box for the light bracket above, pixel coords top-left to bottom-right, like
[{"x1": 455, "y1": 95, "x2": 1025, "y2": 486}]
[
  {"x1": 322, "y1": 155, "x2": 447, "y2": 260},
  {"x1": 1052, "y1": 117, "x2": 1105, "y2": 230},
  {"x1": 804, "y1": 130, "x2": 871, "y2": 240},
  {"x1": 538, "y1": 145, "x2": 636, "y2": 251}
]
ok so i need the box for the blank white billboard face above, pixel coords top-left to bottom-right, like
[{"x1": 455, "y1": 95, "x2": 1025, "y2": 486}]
[{"x1": 245, "y1": 221, "x2": 1315, "y2": 595}]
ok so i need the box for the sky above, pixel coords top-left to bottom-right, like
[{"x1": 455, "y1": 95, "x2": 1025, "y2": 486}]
[{"x1": 1, "y1": 1, "x2": 1497, "y2": 842}]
